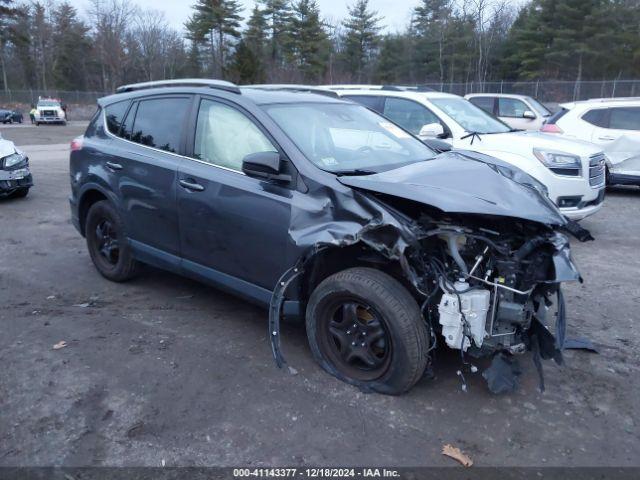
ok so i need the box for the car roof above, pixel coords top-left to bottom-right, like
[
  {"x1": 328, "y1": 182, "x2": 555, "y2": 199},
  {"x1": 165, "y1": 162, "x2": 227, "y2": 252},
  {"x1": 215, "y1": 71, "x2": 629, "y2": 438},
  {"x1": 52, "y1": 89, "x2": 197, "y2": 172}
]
[
  {"x1": 560, "y1": 97, "x2": 640, "y2": 109},
  {"x1": 466, "y1": 93, "x2": 532, "y2": 100},
  {"x1": 330, "y1": 88, "x2": 460, "y2": 101},
  {"x1": 99, "y1": 84, "x2": 346, "y2": 108}
]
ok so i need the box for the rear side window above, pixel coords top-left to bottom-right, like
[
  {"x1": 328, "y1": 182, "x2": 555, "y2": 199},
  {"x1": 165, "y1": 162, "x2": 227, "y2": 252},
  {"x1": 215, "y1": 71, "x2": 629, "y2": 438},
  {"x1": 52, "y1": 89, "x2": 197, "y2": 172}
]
[
  {"x1": 498, "y1": 97, "x2": 529, "y2": 118},
  {"x1": 609, "y1": 107, "x2": 640, "y2": 130},
  {"x1": 130, "y1": 97, "x2": 191, "y2": 153},
  {"x1": 469, "y1": 96, "x2": 495, "y2": 114},
  {"x1": 582, "y1": 109, "x2": 609, "y2": 128},
  {"x1": 343, "y1": 95, "x2": 383, "y2": 113},
  {"x1": 382, "y1": 97, "x2": 442, "y2": 135},
  {"x1": 104, "y1": 101, "x2": 130, "y2": 136}
]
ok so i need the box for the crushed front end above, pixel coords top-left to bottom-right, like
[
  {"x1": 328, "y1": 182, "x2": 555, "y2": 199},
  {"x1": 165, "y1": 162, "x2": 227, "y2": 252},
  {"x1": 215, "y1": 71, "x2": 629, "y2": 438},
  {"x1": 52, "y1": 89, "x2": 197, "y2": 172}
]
[{"x1": 408, "y1": 215, "x2": 585, "y2": 393}]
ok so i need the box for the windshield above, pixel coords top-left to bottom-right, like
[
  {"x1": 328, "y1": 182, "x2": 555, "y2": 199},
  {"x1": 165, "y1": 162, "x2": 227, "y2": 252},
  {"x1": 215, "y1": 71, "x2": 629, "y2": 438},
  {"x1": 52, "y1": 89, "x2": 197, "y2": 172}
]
[
  {"x1": 526, "y1": 97, "x2": 551, "y2": 117},
  {"x1": 264, "y1": 103, "x2": 436, "y2": 174},
  {"x1": 38, "y1": 101, "x2": 60, "y2": 107},
  {"x1": 430, "y1": 97, "x2": 511, "y2": 134}
]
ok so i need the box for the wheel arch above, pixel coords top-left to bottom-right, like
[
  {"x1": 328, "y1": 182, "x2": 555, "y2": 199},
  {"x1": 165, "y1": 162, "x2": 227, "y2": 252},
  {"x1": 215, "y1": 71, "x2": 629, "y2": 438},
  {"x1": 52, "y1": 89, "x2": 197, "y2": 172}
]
[{"x1": 77, "y1": 184, "x2": 117, "y2": 237}]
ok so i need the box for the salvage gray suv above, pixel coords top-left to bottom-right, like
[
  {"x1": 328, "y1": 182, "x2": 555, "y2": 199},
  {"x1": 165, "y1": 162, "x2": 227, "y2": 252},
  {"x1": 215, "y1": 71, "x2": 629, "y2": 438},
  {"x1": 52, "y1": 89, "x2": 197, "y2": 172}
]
[{"x1": 69, "y1": 79, "x2": 592, "y2": 394}]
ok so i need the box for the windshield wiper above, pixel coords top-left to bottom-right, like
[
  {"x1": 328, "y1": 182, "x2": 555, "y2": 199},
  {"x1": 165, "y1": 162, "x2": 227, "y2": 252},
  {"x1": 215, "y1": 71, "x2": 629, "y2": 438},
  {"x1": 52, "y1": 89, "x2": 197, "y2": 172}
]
[
  {"x1": 333, "y1": 169, "x2": 378, "y2": 176},
  {"x1": 461, "y1": 131, "x2": 484, "y2": 145}
]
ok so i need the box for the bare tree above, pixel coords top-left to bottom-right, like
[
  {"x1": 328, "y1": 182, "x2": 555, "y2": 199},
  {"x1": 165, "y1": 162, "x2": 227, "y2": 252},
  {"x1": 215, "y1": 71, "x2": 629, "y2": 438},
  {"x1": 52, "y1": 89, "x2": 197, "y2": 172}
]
[{"x1": 89, "y1": 0, "x2": 137, "y2": 91}]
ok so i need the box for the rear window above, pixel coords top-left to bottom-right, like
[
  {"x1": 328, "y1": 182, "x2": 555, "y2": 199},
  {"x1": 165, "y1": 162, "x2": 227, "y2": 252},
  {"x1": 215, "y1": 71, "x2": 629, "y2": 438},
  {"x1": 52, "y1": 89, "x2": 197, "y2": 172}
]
[
  {"x1": 104, "y1": 101, "x2": 130, "y2": 136},
  {"x1": 129, "y1": 97, "x2": 191, "y2": 153},
  {"x1": 609, "y1": 107, "x2": 640, "y2": 130},
  {"x1": 582, "y1": 109, "x2": 609, "y2": 128}
]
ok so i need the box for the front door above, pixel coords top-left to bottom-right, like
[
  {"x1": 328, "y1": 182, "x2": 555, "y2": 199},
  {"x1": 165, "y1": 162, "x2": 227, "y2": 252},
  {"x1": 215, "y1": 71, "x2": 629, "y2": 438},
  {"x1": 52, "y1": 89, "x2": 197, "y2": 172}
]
[{"x1": 177, "y1": 97, "x2": 294, "y2": 292}]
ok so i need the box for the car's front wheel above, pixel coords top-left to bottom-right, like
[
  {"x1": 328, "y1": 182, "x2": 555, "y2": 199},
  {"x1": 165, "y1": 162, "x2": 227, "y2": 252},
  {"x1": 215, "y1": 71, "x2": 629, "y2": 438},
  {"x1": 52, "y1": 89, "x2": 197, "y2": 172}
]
[
  {"x1": 10, "y1": 188, "x2": 29, "y2": 198},
  {"x1": 306, "y1": 267, "x2": 429, "y2": 395},
  {"x1": 85, "y1": 200, "x2": 139, "y2": 282}
]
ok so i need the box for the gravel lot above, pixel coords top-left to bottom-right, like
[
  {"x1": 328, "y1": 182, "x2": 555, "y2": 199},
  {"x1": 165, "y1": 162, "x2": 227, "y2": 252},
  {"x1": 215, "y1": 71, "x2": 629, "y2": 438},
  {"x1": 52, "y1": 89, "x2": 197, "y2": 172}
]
[{"x1": 1, "y1": 123, "x2": 639, "y2": 468}]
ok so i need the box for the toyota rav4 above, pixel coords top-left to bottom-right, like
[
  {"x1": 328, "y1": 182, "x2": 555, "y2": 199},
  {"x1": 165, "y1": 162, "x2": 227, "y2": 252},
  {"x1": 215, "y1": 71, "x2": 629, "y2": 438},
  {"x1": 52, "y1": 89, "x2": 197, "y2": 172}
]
[{"x1": 69, "y1": 79, "x2": 591, "y2": 394}]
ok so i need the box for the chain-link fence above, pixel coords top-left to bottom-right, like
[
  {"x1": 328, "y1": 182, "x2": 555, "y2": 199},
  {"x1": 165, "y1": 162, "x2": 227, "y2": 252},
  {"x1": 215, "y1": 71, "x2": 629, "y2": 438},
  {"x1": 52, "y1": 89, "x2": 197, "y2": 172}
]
[
  {"x1": 1, "y1": 80, "x2": 640, "y2": 107},
  {"x1": 421, "y1": 80, "x2": 640, "y2": 103},
  {"x1": 0, "y1": 89, "x2": 109, "y2": 107}
]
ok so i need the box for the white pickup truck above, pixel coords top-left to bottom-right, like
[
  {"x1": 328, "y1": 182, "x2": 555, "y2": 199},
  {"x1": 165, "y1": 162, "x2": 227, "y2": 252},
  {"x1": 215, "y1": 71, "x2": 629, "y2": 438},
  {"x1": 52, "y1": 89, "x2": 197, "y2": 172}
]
[{"x1": 35, "y1": 98, "x2": 66, "y2": 125}]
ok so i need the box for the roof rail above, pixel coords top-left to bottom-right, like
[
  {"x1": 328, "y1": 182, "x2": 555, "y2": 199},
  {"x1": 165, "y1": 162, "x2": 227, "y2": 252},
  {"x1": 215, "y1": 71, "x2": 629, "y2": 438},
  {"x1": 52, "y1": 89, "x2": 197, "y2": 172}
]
[
  {"x1": 243, "y1": 84, "x2": 339, "y2": 98},
  {"x1": 115, "y1": 78, "x2": 241, "y2": 94}
]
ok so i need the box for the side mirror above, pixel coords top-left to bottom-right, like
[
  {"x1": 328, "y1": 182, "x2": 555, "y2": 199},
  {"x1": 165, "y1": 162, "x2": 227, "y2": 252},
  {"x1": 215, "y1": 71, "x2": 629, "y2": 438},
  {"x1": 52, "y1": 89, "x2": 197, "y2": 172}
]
[
  {"x1": 523, "y1": 110, "x2": 536, "y2": 120},
  {"x1": 242, "y1": 151, "x2": 292, "y2": 182},
  {"x1": 419, "y1": 122, "x2": 445, "y2": 138}
]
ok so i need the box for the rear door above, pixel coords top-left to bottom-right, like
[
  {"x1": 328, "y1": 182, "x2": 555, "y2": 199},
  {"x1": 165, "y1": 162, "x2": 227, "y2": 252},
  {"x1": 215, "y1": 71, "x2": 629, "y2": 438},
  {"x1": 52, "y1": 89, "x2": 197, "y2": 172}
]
[
  {"x1": 112, "y1": 95, "x2": 193, "y2": 258},
  {"x1": 590, "y1": 106, "x2": 640, "y2": 144},
  {"x1": 177, "y1": 96, "x2": 294, "y2": 292}
]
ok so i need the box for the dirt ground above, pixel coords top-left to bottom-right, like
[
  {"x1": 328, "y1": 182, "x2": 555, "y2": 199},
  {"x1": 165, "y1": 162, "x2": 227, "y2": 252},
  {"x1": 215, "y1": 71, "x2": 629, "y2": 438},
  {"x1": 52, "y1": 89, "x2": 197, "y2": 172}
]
[{"x1": 1, "y1": 123, "x2": 639, "y2": 468}]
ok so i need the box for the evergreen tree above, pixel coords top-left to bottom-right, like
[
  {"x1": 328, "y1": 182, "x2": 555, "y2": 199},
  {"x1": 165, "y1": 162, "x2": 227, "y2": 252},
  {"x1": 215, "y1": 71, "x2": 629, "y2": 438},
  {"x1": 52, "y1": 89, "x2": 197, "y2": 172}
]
[
  {"x1": 0, "y1": 0, "x2": 23, "y2": 90},
  {"x1": 245, "y1": 5, "x2": 269, "y2": 56},
  {"x1": 288, "y1": 0, "x2": 329, "y2": 82},
  {"x1": 186, "y1": 0, "x2": 242, "y2": 77},
  {"x1": 411, "y1": 0, "x2": 451, "y2": 82},
  {"x1": 51, "y1": 2, "x2": 90, "y2": 90},
  {"x1": 230, "y1": 38, "x2": 265, "y2": 83},
  {"x1": 341, "y1": 0, "x2": 382, "y2": 82},
  {"x1": 260, "y1": 0, "x2": 293, "y2": 68}
]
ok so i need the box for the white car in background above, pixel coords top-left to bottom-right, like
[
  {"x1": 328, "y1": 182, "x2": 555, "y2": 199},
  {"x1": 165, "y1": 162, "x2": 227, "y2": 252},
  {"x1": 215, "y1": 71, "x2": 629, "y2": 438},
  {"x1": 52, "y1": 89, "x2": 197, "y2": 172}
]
[
  {"x1": 541, "y1": 98, "x2": 640, "y2": 186},
  {"x1": 465, "y1": 93, "x2": 552, "y2": 131},
  {"x1": 325, "y1": 86, "x2": 606, "y2": 220}
]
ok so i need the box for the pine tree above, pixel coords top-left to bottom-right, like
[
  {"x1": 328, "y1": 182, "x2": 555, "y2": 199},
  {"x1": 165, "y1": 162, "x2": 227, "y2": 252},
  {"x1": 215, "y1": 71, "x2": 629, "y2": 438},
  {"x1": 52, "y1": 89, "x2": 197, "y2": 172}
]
[
  {"x1": 341, "y1": 0, "x2": 382, "y2": 82},
  {"x1": 230, "y1": 38, "x2": 265, "y2": 83},
  {"x1": 186, "y1": 0, "x2": 243, "y2": 77},
  {"x1": 245, "y1": 5, "x2": 269, "y2": 56},
  {"x1": 288, "y1": 0, "x2": 329, "y2": 82},
  {"x1": 51, "y1": 2, "x2": 90, "y2": 90},
  {"x1": 0, "y1": 0, "x2": 22, "y2": 90},
  {"x1": 411, "y1": 0, "x2": 451, "y2": 82},
  {"x1": 260, "y1": 0, "x2": 292, "y2": 68}
]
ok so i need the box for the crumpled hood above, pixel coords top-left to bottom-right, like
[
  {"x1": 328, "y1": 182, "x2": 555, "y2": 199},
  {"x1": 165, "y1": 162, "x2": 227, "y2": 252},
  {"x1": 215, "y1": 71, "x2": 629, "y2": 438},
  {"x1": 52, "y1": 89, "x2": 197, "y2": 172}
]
[
  {"x1": 0, "y1": 137, "x2": 17, "y2": 159},
  {"x1": 337, "y1": 150, "x2": 567, "y2": 226},
  {"x1": 464, "y1": 130, "x2": 601, "y2": 157}
]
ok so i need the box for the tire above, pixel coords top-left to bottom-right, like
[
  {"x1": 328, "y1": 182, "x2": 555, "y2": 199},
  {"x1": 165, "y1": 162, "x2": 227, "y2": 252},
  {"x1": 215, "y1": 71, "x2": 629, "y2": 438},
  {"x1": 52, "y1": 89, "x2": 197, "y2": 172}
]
[
  {"x1": 306, "y1": 267, "x2": 429, "y2": 395},
  {"x1": 85, "y1": 200, "x2": 139, "y2": 282},
  {"x1": 10, "y1": 188, "x2": 29, "y2": 198}
]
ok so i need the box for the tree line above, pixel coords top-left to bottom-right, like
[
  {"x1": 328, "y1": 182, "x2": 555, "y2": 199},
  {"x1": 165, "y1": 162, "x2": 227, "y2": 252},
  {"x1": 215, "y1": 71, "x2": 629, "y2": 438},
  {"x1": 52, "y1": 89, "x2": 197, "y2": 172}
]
[{"x1": 1, "y1": 0, "x2": 639, "y2": 94}]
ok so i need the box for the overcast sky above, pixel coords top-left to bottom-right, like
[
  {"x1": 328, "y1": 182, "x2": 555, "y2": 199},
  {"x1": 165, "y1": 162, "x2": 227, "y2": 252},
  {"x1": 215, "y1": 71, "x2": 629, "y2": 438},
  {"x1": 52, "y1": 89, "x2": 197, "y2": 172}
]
[{"x1": 74, "y1": 0, "x2": 436, "y2": 34}]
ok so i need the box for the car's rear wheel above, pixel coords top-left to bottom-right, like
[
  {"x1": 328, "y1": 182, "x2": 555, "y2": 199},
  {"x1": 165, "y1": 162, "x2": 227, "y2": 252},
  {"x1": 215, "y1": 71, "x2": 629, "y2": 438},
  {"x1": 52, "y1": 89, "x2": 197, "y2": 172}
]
[
  {"x1": 306, "y1": 267, "x2": 429, "y2": 395},
  {"x1": 85, "y1": 200, "x2": 139, "y2": 282}
]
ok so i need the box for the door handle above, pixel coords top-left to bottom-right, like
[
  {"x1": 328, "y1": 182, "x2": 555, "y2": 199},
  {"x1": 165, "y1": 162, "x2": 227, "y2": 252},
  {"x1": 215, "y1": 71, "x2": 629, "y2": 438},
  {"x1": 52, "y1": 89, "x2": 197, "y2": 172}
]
[
  {"x1": 105, "y1": 161, "x2": 123, "y2": 171},
  {"x1": 598, "y1": 136, "x2": 616, "y2": 141},
  {"x1": 179, "y1": 179, "x2": 205, "y2": 192}
]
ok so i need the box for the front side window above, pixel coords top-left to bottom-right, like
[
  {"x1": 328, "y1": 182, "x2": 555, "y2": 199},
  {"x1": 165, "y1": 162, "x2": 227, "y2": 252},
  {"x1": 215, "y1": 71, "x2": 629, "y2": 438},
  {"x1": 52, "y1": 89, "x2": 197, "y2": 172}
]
[
  {"x1": 469, "y1": 96, "x2": 495, "y2": 114},
  {"x1": 430, "y1": 97, "x2": 511, "y2": 134},
  {"x1": 609, "y1": 107, "x2": 640, "y2": 131},
  {"x1": 193, "y1": 99, "x2": 277, "y2": 171},
  {"x1": 104, "y1": 100, "x2": 130, "y2": 136},
  {"x1": 265, "y1": 102, "x2": 436, "y2": 174},
  {"x1": 498, "y1": 98, "x2": 530, "y2": 118},
  {"x1": 526, "y1": 97, "x2": 551, "y2": 117},
  {"x1": 130, "y1": 97, "x2": 191, "y2": 153},
  {"x1": 382, "y1": 97, "x2": 442, "y2": 135}
]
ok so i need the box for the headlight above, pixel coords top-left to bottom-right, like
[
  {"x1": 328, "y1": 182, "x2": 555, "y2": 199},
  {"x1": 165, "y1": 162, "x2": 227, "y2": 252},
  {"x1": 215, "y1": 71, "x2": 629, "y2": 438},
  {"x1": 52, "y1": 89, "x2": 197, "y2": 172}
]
[
  {"x1": 3, "y1": 152, "x2": 26, "y2": 169},
  {"x1": 533, "y1": 149, "x2": 582, "y2": 176}
]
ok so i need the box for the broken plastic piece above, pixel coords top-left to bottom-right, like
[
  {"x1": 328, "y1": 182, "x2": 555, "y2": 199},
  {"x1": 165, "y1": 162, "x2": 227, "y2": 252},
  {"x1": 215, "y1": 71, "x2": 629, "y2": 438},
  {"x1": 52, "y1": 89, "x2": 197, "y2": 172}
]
[
  {"x1": 482, "y1": 352, "x2": 522, "y2": 394},
  {"x1": 564, "y1": 337, "x2": 599, "y2": 353}
]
